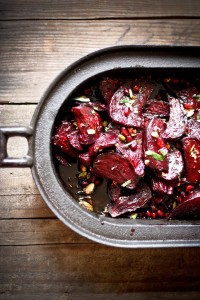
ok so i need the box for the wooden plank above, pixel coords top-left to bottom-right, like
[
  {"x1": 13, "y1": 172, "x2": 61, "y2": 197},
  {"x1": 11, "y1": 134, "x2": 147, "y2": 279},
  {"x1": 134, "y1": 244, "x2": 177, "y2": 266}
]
[
  {"x1": 0, "y1": 168, "x2": 37, "y2": 195},
  {"x1": 0, "y1": 19, "x2": 200, "y2": 103},
  {"x1": 0, "y1": 245, "x2": 200, "y2": 298},
  {"x1": 0, "y1": 194, "x2": 54, "y2": 219},
  {"x1": 0, "y1": 0, "x2": 200, "y2": 19},
  {"x1": 0, "y1": 105, "x2": 35, "y2": 125},
  {"x1": 0, "y1": 219, "x2": 89, "y2": 245}
]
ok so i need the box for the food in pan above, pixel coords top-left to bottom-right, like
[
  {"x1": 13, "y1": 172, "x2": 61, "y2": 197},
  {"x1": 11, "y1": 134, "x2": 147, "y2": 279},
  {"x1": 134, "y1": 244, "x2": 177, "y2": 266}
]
[{"x1": 52, "y1": 75, "x2": 200, "y2": 219}]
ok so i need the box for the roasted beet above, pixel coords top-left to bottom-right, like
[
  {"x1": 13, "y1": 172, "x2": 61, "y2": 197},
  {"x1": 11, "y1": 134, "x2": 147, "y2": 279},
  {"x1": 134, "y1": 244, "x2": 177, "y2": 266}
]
[
  {"x1": 116, "y1": 131, "x2": 145, "y2": 177},
  {"x1": 52, "y1": 121, "x2": 80, "y2": 158},
  {"x1": 108, "y1": 81, "x2": 153, "y2": 128},
  {"x1": 182, "y1": 137, "x2": 200, "y2": 184},
  {"x1": 93, "y1": 129, "x2": 119, "y2": 152},
  {"x1": 92, "y1": 152, "x2": 139, "y2": 189},
  {"x1": 54, "y1": 149, "x2": 71, "y2": 166},
  {"x1": 144, "y1": 118, "x2": 168, "y2": 171},
  {"x1": 150, "y1": 176, "x2": 174, "y2": 195},
  {"x1": 162, "y1": 97, "x2": 187, "y2": 140},
  {"x1": 159, "y1": 150, "x2": 184, "y2": 181},
  {"x1": 71, "y1": 105, "x2": 103, "y2": 145},
  {"x1": 177, "y1": 86, "x2": 200, "y2": 109},
  {"x1": 186, "y1": 114, "x2": 200, "y2": 141},
  {"x1": 108, "y1": 181, "x2": 152, "y2": 217},
  {"x1": 143, "y1": 100, "x2": 170, "y2": 117},
  {"x1": 79, "y1": 152, "x2": 92, "y2": 167},
  {"x1": 170, "y1": 188, "x2": 200, "y2": 219},
  {"x1": 99, "y1": 77, "x2": 120, "y2": 103}
]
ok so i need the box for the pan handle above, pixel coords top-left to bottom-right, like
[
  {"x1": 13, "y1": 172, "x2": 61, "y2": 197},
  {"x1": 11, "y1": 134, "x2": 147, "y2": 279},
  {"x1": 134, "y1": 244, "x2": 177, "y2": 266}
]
[{"x1": 0, "y1": 126, "x2": 33, "y2": 167}]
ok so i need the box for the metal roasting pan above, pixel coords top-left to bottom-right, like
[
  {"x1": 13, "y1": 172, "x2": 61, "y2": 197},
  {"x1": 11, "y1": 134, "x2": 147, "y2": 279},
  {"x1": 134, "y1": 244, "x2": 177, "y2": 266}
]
[{"x1": 1, "y1": 45, "x2": 200, "y2": 248}]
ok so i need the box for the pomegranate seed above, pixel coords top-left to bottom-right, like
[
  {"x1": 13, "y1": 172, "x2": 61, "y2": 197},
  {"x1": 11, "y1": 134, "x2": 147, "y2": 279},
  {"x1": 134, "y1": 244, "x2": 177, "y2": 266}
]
[
  {"x1": 121, "y1": 127, "x2": 129, "y2": 136},
  {"x1": 151, "y1": 212, "x2": 156, "y2": 219},
  {"x1": 126, "y1": 135, "x2": 133, "y2": 142},
  {"x1": 94, "y1": 180, "x2": 101, "y2": 186},
  {"x1": 130, "y1": 140, "x2": 137, "y2": 151},
  {"x1": 183, "y1": 103, "x2": 194, "y2": 109},
  {"x1": 157, "y1": 210, "x2": 164, "y2": 217},
  {"x1": 145, "y1": 210, "x2": 151, "y2": 218},
  {"x1": 90, "y1": 175, "x2": 96, "y2": 183},
  {"x1": 124, "y1": 106, "x2": 131, "y2": 117},
  {"x1": 180, "y1": 191, "x2": 185, "y2": 197},
  {"x1": 156, "y1": 138, "x2": 165, "y2": 148},
  {"x1": 185, "y1": 185, "x2": 194, "y2": 192},
  {"x1": 124, "y1": 88, "x2": 129, "y2": 96},
  {"x1": 132, "y1": 85, "x2": 140, "y2": 93},
  {"x1": 81, "y1": 180, "x2": 89, "y2": 187}
]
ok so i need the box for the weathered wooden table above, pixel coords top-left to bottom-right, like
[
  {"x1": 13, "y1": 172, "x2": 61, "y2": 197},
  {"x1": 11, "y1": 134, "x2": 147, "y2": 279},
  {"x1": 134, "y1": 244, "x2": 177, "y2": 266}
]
[{"x1": 1, "y1": 1, "x2": 200, "y2": 299}]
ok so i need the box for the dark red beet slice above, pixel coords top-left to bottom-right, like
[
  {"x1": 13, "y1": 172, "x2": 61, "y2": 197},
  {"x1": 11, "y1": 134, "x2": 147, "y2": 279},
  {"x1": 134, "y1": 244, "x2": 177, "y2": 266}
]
[
  {"x1": 151, "y1": 176, "x2": 175, "y2": 195},
  {"x1": 177, "y1": 86, "x2": 200, "y2": 109},
  {"x1": 93, "y1": 129, "x2": 119, "y2": 152},
  {"x1": 108, "y1": 81, "x2": 153, "y2": 128},
  {"x1": 88, "y1": 101, "x2": 107, "y2": 111},
  {"x1": 108, "y1": 181, "x2": 152, "y2": 217},
  {"x1": 71, "y1": 105, "x2": 102, "y2": 145},
  {"x1": 170, "y1": 188, "x2": 200, "y2": 219},
  {"x1": 92, "y1": 152, "x2": 139, "y2": 189},
  {"x1": 144, "y1": 118, "x2": 168, "y2": 171},
  {"x1": 182, "y1": 137, "x2": 200, "y2": 184},
  {"x1": 187, "y1": 114, "x2": 200, "y2": 141},
  {"x1": 162, "y1": 97, "x2": 187, "y2": 140},
  {"x1": 52, "y1": 121, "x2": 80, "y2": 158},
  {"x1": 159, "y1": 150, "x2": 184, "y2": 181},
  {"x1": 79, "y1": 152, "x2": 92, "y2": 167},
  {"x1": 116, "y1": 131, "x2": 145, "y2": 177},
  {"x1": 99, "y1": 77, "x2": 120, "y2": 103},
  {"x1": 143, "y1": 100, "x2": 170, "y2": 117},
  {"x1": 67, "y1": 130, "x2": 83, "y2": 151},
  {"x1": 54, "y1": 149, "x2": 71, "y2": 166}
]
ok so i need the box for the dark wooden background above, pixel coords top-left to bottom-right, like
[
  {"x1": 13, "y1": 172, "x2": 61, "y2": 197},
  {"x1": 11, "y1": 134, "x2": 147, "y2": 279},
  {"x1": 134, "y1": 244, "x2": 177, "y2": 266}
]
[{"x1": 0, "y1": 1, "x2": 200, "y2": 299}]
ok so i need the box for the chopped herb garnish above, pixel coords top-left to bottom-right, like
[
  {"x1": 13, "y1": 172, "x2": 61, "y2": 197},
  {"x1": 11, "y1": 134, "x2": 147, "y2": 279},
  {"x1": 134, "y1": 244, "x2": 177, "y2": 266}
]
[
  {"x1": 72, "y1": 96, "x2": 90, "y2": 102},
  {"x1": 159, "y1": 147, "x2": 168, "y2": 157},
  {"x1": 121, "y1": 179, "x2": 132, "y2": 187},
  {"x1": 145, "y1": 150, "x2": 165, "y2": 161},
  {"x1": 119, "y1": 97, "x2": 130, "y2": 104},
  {"x1": 197, "y1": 114, "x2": 200, "y2": 120},
  {"x1": 192, "y1": 94, "x2": 200, "y2": 102}
]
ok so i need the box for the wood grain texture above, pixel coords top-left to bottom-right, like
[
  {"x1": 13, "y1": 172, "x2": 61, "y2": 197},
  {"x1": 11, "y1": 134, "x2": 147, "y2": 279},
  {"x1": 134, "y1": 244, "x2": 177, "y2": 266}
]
[
  {"x1": 0, "y1": 0, "x2": 200, "y2": 20},
  {"x1": 0, "y1": 19, "x2": 200, "y2": 103},
  {"x1": 0, "y1": 245, "x2": 200, "y2": 299},
  {"x1": 0, "y1": 219, "x2": 89, "y2": 245}
]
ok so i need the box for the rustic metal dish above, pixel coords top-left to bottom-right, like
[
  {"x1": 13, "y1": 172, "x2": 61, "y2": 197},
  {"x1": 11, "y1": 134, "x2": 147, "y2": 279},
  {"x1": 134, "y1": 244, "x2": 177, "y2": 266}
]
[{"x1": 1, "y1": 46, "x2": 200, "y2": 248}]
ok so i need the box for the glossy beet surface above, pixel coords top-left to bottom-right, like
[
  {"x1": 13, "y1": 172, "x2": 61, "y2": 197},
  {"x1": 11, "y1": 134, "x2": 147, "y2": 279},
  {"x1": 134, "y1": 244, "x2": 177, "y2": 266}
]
[{"x1": 52, "y1": 74, "x2": 200, "y2": 219}]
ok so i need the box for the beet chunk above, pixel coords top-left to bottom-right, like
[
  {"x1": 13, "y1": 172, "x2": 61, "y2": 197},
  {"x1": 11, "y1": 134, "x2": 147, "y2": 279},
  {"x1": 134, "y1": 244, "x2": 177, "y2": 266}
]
[
  {"x1": 108, "y1": 81, "x2": 153, "y2": 128},
  {"x1": 92, "y1": 153, "x2": 139, "y2": 189},
  {"x1": 99, "y1": 77, "x2": 120, "y2": 103},
  {"x1": 143, "y1": 100, "x2": 170, "y2": 117},
  {"x1": 170, "y1": 188, "x2": 200, "y2": 219},
  {"x1": 52, "y1": 121, "x2": 80, "y2": 158},
  {"x1": 116, "y1": 131, "x2": 145, "y2": 177},
  {"x1": 186, "y1": 114, "x2": 200, "y2": 141},
  {"x1": 159, "y1": 150, "x2": 184, "y2": 181},
  {"x1": 144, "y1": 118, "x2": 168, "y2": 171},
  {"x1": 151, "y1": 176, "x2": 175, "y2": 195},
  {"x1": 108, "y1": 182, "x2": 152, "y2": 217},
  {"x1": 177, "y1": 86, "x2": 200, "y2": 109},
  {"x1": 162, "y1": 97, "x2": 187, "y2": 140},
  {"x1": 71, "y1": 105, "x2": 102, "y2": 145},
  {"x1": 93, "y1": 129, "x2": 119, "y2": 152},
  {"x1": 182, "y1": 137, "x2": 200, "y2": 184}
]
